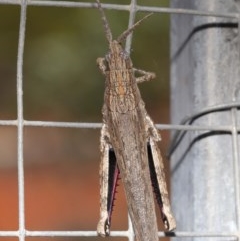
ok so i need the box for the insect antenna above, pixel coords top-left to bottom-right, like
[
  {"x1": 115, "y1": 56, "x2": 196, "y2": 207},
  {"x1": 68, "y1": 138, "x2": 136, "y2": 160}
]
[
  {"x1": 96, "y1": 0, "x2": 113, "y2": 43},
  {"x1": 117, "y1": 12, "x2": 153, "y2": 44}
]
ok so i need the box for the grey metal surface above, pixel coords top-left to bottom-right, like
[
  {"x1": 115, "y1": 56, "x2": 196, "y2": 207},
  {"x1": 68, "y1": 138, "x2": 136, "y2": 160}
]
[{"x1": 170, "y1": 0, "x2": 240, "y2": 240}]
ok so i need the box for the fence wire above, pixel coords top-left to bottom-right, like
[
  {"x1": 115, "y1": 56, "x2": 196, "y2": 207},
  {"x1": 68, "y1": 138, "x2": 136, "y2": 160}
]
[{"x1": 0, "y1": 0, "x2": 239, "y2": 240}]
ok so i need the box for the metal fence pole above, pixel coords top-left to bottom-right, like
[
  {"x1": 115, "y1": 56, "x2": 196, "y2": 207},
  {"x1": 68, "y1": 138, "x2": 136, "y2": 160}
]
[{"x1": 170, "y1": 0, "x2": 240, "y2": 240}]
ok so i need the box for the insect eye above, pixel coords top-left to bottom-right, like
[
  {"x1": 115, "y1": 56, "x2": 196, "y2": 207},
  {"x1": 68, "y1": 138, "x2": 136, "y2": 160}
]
[
  {"x1": 120, "y1": 51, "x2": 129, "y2": 59},
  {"x1": 106, "y1": 53, "x2": 111, "y2": 61}
]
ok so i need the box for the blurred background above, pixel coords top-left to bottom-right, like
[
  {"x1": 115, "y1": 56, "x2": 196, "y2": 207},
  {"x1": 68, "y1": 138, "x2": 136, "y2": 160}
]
[{"x1": 0, "y1": 0, "x2": 170, "y2": 240}]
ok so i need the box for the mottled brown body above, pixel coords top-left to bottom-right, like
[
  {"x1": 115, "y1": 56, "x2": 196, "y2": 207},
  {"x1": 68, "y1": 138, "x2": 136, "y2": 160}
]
[{"x1": 96, "y1": 1, "x2": 176, "y2": 240}]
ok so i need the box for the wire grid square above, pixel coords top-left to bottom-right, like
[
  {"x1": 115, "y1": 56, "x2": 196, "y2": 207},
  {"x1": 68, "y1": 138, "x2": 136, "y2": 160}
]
[{"x1": 0, "y1": 0, "x2": 239, "y2": 240}]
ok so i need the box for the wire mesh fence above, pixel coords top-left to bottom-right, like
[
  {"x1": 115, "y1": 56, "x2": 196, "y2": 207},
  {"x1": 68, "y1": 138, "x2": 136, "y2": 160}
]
[{"x1": 0, "y1": 0, "x2": 239, "y2": 240}]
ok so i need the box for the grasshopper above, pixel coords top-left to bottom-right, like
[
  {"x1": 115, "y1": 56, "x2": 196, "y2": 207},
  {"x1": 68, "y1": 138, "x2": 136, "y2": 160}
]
[{"x1": 96, "y1": 1, "x2": 176, "y2": 240}]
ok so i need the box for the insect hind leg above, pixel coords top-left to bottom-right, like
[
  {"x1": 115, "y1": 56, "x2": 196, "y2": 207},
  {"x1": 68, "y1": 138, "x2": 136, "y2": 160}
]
[
  {"x1": 147, "y1": 138, "x2": 177, "y2": 231},
  {"x1": 97, "y1": 124, "x2": 120, "y2": 237}
]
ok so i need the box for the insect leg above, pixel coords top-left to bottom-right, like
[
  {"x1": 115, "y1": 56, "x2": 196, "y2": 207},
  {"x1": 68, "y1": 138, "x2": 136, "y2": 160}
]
[
  {"x1": 97, "y1": 124, "x2": 120, "y2": 237},
  {"x1": 134, "y1": 68, "x2": 156, "y2": 83},
  {"x1": 97, "y1": 57, "x2": 107, "y2": 75},
  {"x1": 145, "y1": 117, "x2": 176, "y2": 231}
]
